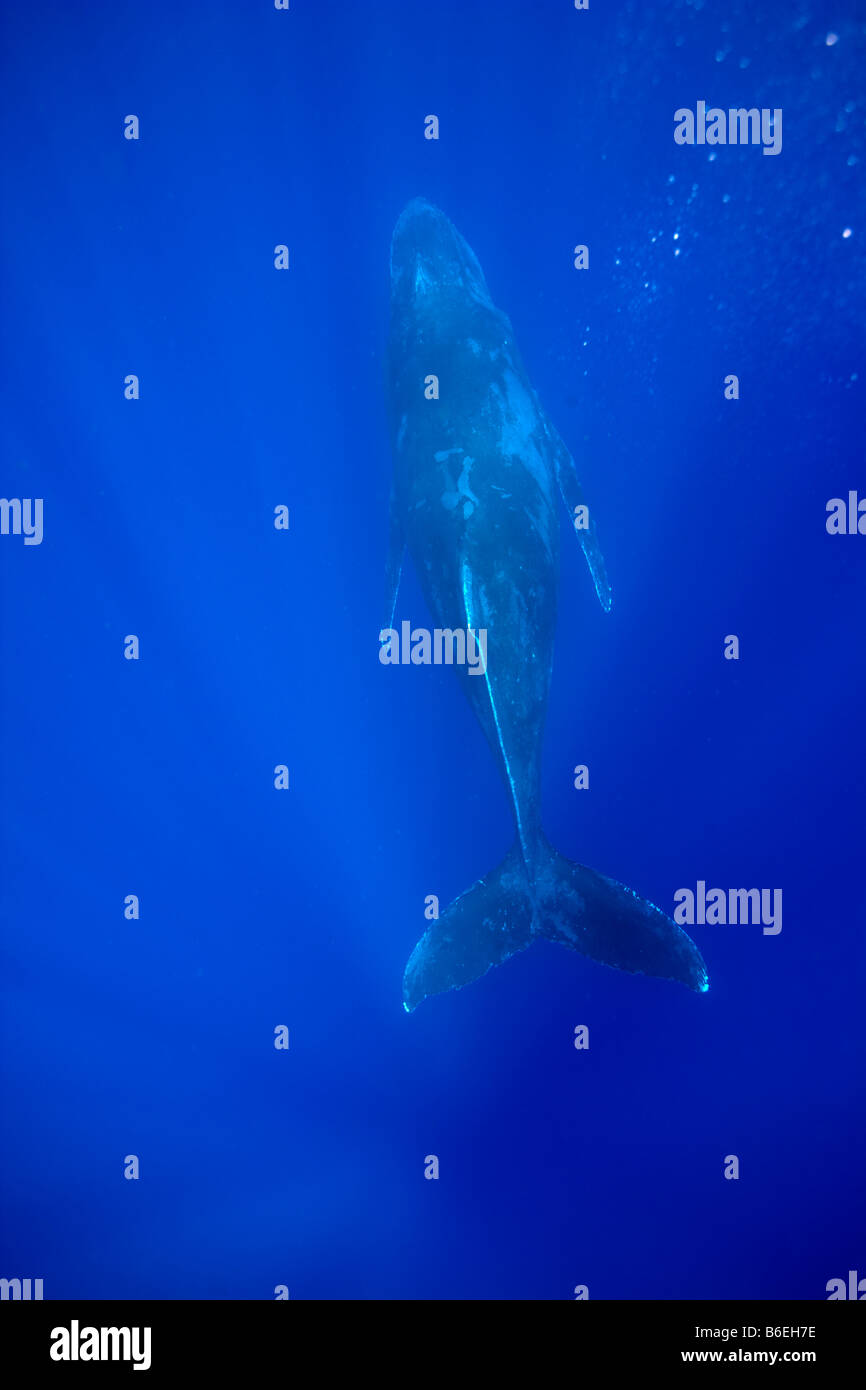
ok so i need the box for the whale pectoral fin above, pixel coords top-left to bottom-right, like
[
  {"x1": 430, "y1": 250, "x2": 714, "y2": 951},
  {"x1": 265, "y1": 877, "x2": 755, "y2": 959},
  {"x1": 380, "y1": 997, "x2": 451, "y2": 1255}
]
[
  {"x1": 550, "y1": 435, "x2": 613, "y2": 613},
  {"x1": 383, "y1": 481, "x2": 405, "y2": 632}
]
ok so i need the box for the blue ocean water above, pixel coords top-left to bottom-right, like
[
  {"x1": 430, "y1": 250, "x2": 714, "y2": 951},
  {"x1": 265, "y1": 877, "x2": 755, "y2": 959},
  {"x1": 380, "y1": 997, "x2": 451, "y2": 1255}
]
[{"x1": 1, "y1": 0, "x2": 863, "y2": 1301}]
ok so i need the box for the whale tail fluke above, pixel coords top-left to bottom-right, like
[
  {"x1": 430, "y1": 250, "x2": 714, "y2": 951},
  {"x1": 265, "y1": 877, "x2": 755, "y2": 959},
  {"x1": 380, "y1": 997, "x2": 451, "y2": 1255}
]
[
  {"x1": 533, "y1": 838, "x2": 709, "y2": 993},
  {"x1": 402, "y1": 837, "x2": 707, "y2": 1012},
  {"x1": 402, "y1": 844, "x2": 535, "y2": 1012}
]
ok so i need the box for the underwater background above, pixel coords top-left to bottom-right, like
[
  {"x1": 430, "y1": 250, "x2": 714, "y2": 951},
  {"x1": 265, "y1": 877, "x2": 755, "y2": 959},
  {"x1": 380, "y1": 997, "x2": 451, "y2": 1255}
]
[{"x1": 1, "y1": 0, "x2": 864, "y2": 1300}]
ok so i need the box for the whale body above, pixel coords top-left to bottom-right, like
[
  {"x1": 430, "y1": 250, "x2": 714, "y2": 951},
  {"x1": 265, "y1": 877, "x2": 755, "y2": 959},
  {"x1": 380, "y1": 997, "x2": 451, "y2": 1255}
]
[{"x1": 384, "y1": 199, "x2": 707, "y2": 1012}]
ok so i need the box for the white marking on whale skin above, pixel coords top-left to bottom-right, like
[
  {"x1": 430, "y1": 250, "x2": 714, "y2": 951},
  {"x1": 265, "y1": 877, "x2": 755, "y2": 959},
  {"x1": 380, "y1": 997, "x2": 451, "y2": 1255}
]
[
  {"x1": 486, "y1": 375, "x2": 555, "y2": 558},
  {"x1": 407, "y1": 244, "x2": 493, "y2": 312},
  {"x1": 456, "y1": 456, "x2": 479, "y2": 502},
  {"x1": 434, "y1": 447, "x2": 463, "y2": 462},
  {"x1": 414, "y1": 263, "x2": 433, "y2": 296},
  {"x1": 397, "y1": 414, "x2": 408, "y2": 450},
  {"x1": 466, "y1": 339, "x2": 481, "y2": 355},
  {"x1": 487, "y1": 378, "x2": 552, "y2": 497},
  {"x1": 440, "y1": 454, "x2": 480, "y2": 515}
]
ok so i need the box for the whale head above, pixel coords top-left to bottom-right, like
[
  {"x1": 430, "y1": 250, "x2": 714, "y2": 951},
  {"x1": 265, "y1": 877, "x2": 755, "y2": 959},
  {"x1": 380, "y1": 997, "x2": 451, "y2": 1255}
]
[{"x1": 389, "y1": 199, "x2": 495, "y2": 320}]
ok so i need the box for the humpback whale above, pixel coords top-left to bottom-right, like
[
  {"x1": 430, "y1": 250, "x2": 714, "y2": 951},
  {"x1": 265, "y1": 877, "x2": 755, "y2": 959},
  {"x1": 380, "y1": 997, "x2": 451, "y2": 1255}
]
[{"x1": 384, "y1": 199, "x2": 708, "y2": 1012}]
